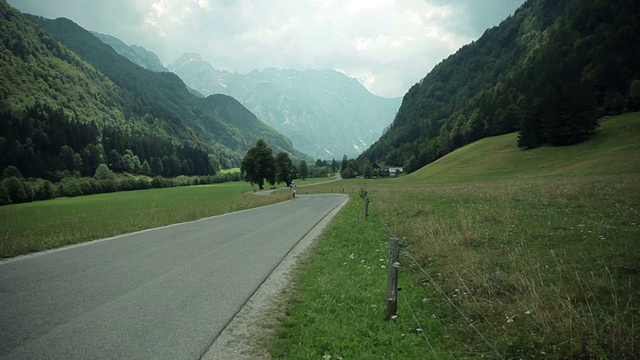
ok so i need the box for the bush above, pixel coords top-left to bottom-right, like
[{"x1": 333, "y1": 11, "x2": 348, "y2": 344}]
[
  {"x1": 59, "y1": 178, "x2": 83, "y2": 197},
  {"x1": 99, "y1": 179, "x2": 118, "y2": 193},
  {"x1": 31, "y1": 178, "x2": 57, "y2": 200},
  {"x1": 151, "y1": 176, "x2": 172, "y2": 188},
  {"x1": 2, "y1": 177, "x2": 33, "y2": 203},
  {"x1": 0, "y1": 182, "x2": 10, "y2": 205}
]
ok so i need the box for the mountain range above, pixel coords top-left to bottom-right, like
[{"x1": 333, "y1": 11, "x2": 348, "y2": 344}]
[
  {"x1": 0, "y1": 1, "x2": 303, "y2": 182},
  {"x1": 165, "y1": 54, "x2": 401, "y2": 159},
  {"x1": 90, "y1": 32, "x2": 168, "y2": 73},
  {"x1": 91, "y1": 31, "x2": 401, "y2": 160}
]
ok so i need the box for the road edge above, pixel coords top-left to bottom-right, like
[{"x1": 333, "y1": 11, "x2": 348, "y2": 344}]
[{"x1": 201, "y1": 194, "x2": 349, "y2": 360}]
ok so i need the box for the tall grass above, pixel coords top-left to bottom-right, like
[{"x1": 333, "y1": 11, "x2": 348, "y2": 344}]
[
  {"x1": 267, "y1": 114, "x2": 640, "y2": 358},
  {"x1": 372, "y1": 176, "x2": 639, "y2": 357}
]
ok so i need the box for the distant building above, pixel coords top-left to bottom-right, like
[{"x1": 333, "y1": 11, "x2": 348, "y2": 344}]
[{"x1": 373, "y1": 163, "x2": 404, "y2": 177}]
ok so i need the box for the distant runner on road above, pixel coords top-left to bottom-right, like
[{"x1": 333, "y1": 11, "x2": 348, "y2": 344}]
[{"x1": 290, "y1": 182, "x2": 297, "y2": 199}]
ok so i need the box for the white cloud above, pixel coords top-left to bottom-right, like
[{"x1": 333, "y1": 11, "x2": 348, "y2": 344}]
[{"x1": 7, "y1": 0, "x2": 526, "y2": 98}]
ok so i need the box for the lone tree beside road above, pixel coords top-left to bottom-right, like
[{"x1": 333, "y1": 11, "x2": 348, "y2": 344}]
[
  {"x1": 241, "y1": 139, "x2": 276, "y2": 190},
  {"x1": 275, "y1": 152, "x2": 296, "y2": 186}
]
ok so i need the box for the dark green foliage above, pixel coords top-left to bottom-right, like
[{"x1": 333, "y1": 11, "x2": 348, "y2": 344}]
[
  {"x1": 361, "y1": 158, "x2": 373, "y2": 178},
  {"x1": 2, "y1": 177, "x2": 32, "y2": 203},
  {"x1": 297, "y1": 160, "x2": 308, "y2": 181},
  {"x1": 241, "y1": 139, "x2": 276, "y2": 190},
  {"x1": 275, "y1": 152, "x2": 295, "y2": 186},
  {"x1": 361, "y1": 0, "x2": 640, "y2": 170}
]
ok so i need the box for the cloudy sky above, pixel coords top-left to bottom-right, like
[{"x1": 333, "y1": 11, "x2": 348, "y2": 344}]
[{"x1": 8, "y1": 0, "x2": 526, "y2": 98}]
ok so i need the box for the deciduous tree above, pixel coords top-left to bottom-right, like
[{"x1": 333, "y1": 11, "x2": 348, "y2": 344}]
[{"x1": 241, "y1": 139, "x2": 276, "y2": 189}]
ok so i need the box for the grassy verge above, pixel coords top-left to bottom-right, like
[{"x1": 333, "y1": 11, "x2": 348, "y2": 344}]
[
  {"x1": 0, "y1": 182, "x2": 289, "y2": 258},
  {"x1": 263, "y1": 195, "x2": 450, "y2": 359},
  {"x1": 263, "y1": 114, "x2": 640, "y2": 358}
]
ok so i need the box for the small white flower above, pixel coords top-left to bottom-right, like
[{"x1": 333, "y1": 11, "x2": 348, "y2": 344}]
[
  {"x1": 525, "y1": 310, "x2": 532, "y2": 315},
  {"x1": 392, "y1": 261, "x2": 400, "y2": 268},
  {"x1": 349, "y1": 253, "x2": 355, "y2": 259},
  {"x1": 391, "y1": 315, "x2": 398, "y2": 320}
]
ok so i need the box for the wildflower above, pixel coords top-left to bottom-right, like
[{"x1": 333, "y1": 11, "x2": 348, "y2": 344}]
[{"x1": 391, "y1": 315, "x2": 398, "y2": 320}]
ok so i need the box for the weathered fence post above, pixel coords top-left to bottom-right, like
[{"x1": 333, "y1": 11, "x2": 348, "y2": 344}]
[
  {"x1": 364, "y1": 191, "x2": 370, "y2": 219},
  {"x1": 386, "y1": 237, "x2": 400, "y2": 320}
]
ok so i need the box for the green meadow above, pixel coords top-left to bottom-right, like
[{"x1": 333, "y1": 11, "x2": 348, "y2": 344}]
[
  {"x1": 1, "y1": 113, "x2": 638, "y2": 358},
  {"x1": 264, "y1": 113, "x2": 640, "y2": 359},
  {"x1": 0, "y1": 182, "x2": 291, "y2": 258},
  {"x1": 0, "y1": 176, "x2": 336, "y2": 258}
]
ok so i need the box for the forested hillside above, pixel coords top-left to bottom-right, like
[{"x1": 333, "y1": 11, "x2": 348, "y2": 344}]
[
  {"x1": 361, "y1": 0, "x2": 640, "y2": 172},
  {"x1": 0, "y1": 0, "x2": 301, "y2": 189}
]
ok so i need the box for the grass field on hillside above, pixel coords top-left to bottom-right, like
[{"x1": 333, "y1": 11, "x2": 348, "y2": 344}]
[
  {"x1": 265, "y1": 114, "x2": 640, "y2": 358},
  {"x1": 0, "y1": 182, "x2": 289, "y2": 258}
]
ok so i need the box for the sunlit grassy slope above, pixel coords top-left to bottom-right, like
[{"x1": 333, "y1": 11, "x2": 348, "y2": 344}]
[
  {"x1": 269, "y1": 113, "x2": 640, "y2": 359},
  {"x1": 400, "y1": 112, "x2": 640, "y2": 183}
]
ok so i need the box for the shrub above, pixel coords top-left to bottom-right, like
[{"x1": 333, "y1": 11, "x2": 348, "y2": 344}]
[
  {"x1": 31, "y1": 178, "x2": 57, "y2": 200},
  {"x1": 2, "y1": 177, "x2": 33, "y2": 203}
]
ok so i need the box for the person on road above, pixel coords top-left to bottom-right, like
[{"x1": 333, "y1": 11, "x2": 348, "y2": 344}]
[{"x1": 290, "y1": 181, "x2": 297, "y2": 199}]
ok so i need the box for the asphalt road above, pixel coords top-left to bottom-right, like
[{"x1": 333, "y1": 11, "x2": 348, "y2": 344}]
[{"x1": 0, "y1": 193, "x2": 347, "y2": 359}]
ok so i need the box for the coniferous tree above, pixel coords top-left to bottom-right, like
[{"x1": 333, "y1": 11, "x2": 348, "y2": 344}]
[{"x1": 298, "y1": 160, "x2": 308, "y2": 181}]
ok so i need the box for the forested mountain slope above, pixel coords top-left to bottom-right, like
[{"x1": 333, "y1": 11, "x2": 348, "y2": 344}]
[
  {"x1": 361, "y1": 0, "x2": 640, "y2": 172},
  {"x1": 0, "y1": 1, "x2": 300, "y2": 182}
]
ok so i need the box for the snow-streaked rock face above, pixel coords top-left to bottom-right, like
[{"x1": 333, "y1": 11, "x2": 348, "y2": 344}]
[{"x1": 168, "y1": 53, "x2": 401, "y2": 159}]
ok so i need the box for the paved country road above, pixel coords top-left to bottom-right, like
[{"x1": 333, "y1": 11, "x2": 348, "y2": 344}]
[{"x1": 0, "y1": 194, "x2": 347, "y2": 359}]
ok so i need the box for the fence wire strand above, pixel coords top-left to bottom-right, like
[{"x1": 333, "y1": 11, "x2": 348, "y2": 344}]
[
  {"x1": 368, "y1": 193, "x2": 504, "y2": 360},
  {"x1": 400, "y1": 290, "x2": 439, "y2": 359}
]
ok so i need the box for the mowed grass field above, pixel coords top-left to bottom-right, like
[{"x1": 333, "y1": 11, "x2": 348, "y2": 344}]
[
  {"x1": 0, "y1": 182, "x2": 292, "y2": 258},
  {"x1": 264, "y1": 113, "x2": 640, "y2": 358}
]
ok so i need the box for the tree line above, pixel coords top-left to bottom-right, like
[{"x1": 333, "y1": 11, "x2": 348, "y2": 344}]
[
  {"x1": 241, "y1": 139, "x2": 348, "y2": 189},
  {"x1": 1, "y1": 103, "x2": 216, "y2": 180},
  {"x1": 0, "y1": 103, "x2": 234, "y2": 205}
]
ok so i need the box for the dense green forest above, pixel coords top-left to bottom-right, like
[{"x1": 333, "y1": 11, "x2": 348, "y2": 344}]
[
  {"x1": 361, "y1": 0, "x2": 640, "y2": 172},
  {"x1": 0, "y1": 1, "x2": 305, "y2": 204}
]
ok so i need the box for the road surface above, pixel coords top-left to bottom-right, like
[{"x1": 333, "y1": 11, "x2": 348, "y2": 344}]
[{"x1": 0, "y1": 194, "x2": 347, "y2": 359}]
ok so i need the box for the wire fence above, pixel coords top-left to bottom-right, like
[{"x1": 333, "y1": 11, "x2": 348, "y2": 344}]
[{"x1": 362, "y1": 190, "x2": 505, "y2": 360}]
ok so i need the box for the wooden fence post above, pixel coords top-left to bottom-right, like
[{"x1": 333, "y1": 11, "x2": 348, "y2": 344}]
[
  {"x1": 364, "y1": 191, "x2": 370, "y2": 219},
  {"x1": 386, "y1": 237, "x2": 400, "y2": 320}
]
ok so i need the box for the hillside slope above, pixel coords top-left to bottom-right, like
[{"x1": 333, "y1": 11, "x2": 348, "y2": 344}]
[
  {"x1": 1, "y1": 0, "x2": 303, "y2": 181},
  {"x1": 362, "y1": 0, "x2": 640, "y2": 171},
  {"x1": 91, "y1": 31, "x2": 168, "y2": 73},
  {"x1": 401, "y1": 112, "x2": 640, "y2": 183}
]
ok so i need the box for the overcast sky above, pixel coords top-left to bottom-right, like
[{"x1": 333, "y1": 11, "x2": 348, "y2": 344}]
[{"x1": 8, "y1": 0, "x2": 526, "y2": 98}]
